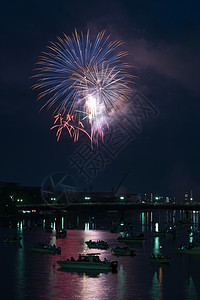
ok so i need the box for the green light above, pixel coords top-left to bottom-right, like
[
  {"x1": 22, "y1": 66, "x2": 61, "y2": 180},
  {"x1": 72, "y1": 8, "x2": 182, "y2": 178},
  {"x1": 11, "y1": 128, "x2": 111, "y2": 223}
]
[
  {"x1": 120, "y1": 196, "x2": 125, "y2": 200},
  {"x1": 85, "y1": 196, "x2": 91, "y2": 200},
  {"x1": 17, "y1": 198, "x2": 23, "y2": 202}
]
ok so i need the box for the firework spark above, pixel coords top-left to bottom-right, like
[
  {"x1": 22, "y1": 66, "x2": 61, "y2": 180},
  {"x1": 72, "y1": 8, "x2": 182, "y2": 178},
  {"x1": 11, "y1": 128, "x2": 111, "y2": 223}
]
[{"x1": 32, "y1": 29, "x2": 133, "y2": 144}]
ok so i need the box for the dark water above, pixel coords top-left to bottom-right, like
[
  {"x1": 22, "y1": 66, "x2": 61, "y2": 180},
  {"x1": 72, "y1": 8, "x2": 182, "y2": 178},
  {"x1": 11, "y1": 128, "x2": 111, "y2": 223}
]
[{"x1": 0, "y1": 209, "x2": 200, "y2": 300}]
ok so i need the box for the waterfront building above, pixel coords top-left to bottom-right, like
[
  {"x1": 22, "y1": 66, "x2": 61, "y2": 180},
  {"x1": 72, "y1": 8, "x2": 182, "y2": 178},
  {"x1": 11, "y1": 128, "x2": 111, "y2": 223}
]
[
  {"x1": 185, "y1": 191, "x2": 189, "y2": 203},
  {"x1": 185, "y1": 190, "x2": 193, "y2": 204},
  {"x1": 144, "y1": 192, "x2": 154, "y2": 203}
]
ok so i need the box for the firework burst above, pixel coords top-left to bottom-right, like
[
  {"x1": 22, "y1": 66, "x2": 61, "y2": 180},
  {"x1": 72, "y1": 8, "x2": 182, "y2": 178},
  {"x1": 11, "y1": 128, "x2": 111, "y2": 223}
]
[{"x1": 32, "y1": 29, "x2": 133, "y2": 144}]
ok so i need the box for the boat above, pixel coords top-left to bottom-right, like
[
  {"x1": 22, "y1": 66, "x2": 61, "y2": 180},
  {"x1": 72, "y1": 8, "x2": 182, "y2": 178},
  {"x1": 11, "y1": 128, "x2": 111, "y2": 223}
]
[
  {"x1": 150, "y1": 254, "x2": 170, "y2": 264},
  {"x1": 111, "y1": 246, "x2": 136, "y2": 256},
  {"x1": 57, "y1": 253, "x2": 118, "y2": 271},
  {"x1": 4, "y1": 236, "x2": 22, "y2": 243},
  {"x1": 117, "y1": 233, "x2": 145, "y2": 243},
  {"x1": 31, "y1": 243, "x2": 61, "y2": 254},
  {"x1": 85, "y1": 240, "x2": 109, "y2": 249},
  {"x1": 177, "y1": 243, "x2": 200, "y2": 254},
  {"x1": 56, "y1": 229, "x2": 67, "y2": 238}
]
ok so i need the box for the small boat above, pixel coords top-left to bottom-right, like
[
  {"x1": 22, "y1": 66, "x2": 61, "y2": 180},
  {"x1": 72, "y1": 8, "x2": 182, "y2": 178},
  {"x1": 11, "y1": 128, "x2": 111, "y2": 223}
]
[
  {"x1": 57, "y1": 253, "x2": 118, "y2": 272},
  {"x1": 4, "y1": 236, "x2": 22, "y2": 243},
  {"x1": 85, "y1": 240, "x2": 109, "y2": 249},
  {"x1": 150, "y1": 255, "x2": 170, "y2": 264},
  {"x1": 111, "y1": 246, "x2": 136, "y2": 256},
  {"x1": 31, "y1": 243, "x2": 61, "y2": 254},
  {"x1": 56, "y1": 229, "x2": 67, "y2": 238},
  {"x1": 117, "y1": 233, "x2": 145, "y2": 243},
  {"x1": 177, "y1": 243, "x2": 200, "y2": 254}
]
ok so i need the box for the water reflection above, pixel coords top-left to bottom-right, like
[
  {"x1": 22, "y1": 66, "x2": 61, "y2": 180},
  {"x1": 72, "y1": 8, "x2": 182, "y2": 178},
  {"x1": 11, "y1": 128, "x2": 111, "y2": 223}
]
[
  {"x1": 185, "y1": 276, "x2": 198, "y2": 300},
  {"x1": 192, "y1": 211, "x2": 199, "y2": 227},
  {"x1": 150, "y1": 211, "x2": 153, "y2": 231},
  {"x1": 2, "y1": 209, "x2": 200, "y2": 299},
  {"x1": 141, "y1": 211, "x2": 150, "y2": 232},
  {"x1": 117, "y1": 265, "x2": 126, "y2": 299},
  {"x1": 57, "y1": 267, "x2": 109, "y2": 278},
  {"x1": 15, "y1": 221, "x2": 25, "y2": 299},
  {"x1": 62, "y1": 217, "x2": 64, "y2": 229},
  {"x1": 85, "y1": 222, "x2": 90, "y2": 231},
  {"x1": 150, "y1": 267, "x2": 163, "y2": 300},
  {"x1": 153, "y1": 237, "x2": 160, "y2": 255},
  {"x1": 141, "y1": 212, "x2": 145, "y2": 232},
  {"x1": 155, "y1": 222, "x2": 159, "y2": 232},
  {"x1": 189, "y1": 229, "x2": 193, "y2": 244}
]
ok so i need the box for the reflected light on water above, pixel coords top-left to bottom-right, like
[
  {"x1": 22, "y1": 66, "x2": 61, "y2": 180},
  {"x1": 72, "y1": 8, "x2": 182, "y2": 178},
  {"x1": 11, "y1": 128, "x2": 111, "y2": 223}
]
[
  {"x1": 79, "y1": 273, "x2": 104, "y2": 300},
  {"x1": 141, "y1": 212, "x2": 145, "y2": 232},
  {"x1": 155, "y1": 222, "x2": 159, "y2": 232},
  {"x1": 17, "y1": 221, "x2": 23, "y2": 233},
  {"x1": 117, "y1": 265, "x2": 126, "y2": 299},
  {"x1": 77, "y1": 216, "x2": 80, "y2": 227},
  {"x1": 50, "y1": 231, "x2": 57, "y2": 246},
  {"x1": 16, "y1": 221, "x2": 25, "y2": 299},
  {"x1": 185, "y1": 276, "x2": 198, "y2": 300},
  {"x1": 85, "y1": 222, "x2": 90, "y2": 231},
  {"x1": 193, "y1": 211, "x2": 199, "y2": 226},
  {"x1": 62, "y1": 217, "x2": 64, "y2": 229},
  {"x1": 154, "y1": 237, "x2": 160, "y2": 255},
  {"x1": 159, "y1": 267, "x2": 163, "y2": 285},
  {"x1": 150, "y1": 212, "x2": 153, "y2": 231},
  {"x1": 150, "y1": 268, "x2": 163, "y2": 300},
  {"x1": 189, "y1": 231, "x2": 193, "y2": 244},
  {"x1": 3, "y1": 209, "x2": 200, "y2": 299},
  {"x1": 140, "y1": 211, "x2": 150, "y2": 232}
]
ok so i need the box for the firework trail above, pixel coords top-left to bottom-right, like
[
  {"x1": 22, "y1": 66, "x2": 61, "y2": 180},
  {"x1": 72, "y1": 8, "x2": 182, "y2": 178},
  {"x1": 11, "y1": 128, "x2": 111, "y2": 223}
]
[{"x1": 32, "y1": 29, "x2": 133, "y2": 144}]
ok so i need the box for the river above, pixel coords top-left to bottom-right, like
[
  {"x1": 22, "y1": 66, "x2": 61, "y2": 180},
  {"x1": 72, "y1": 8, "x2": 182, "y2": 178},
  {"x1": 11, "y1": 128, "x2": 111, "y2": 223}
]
[{"x1": 0, "y1": 209, "x2": 199, "y2": 299}]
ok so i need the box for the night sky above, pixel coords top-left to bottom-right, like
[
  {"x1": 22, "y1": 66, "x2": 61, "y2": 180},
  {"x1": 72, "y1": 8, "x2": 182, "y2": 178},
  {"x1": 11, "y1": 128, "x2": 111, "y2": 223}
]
[{"x1": 1, "y1": 0, "x2": 200, "y2": 201}]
